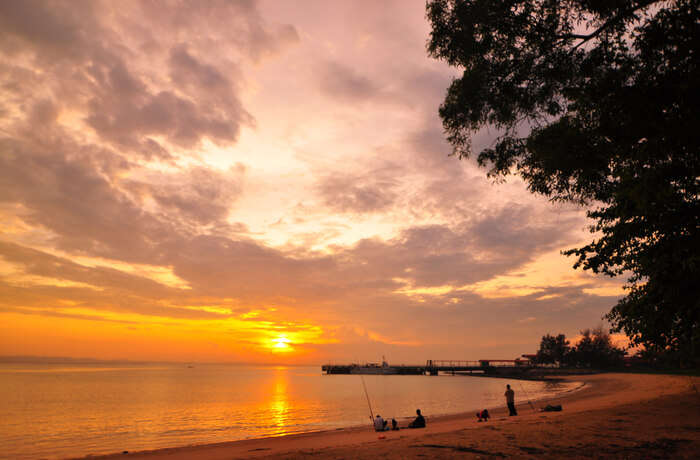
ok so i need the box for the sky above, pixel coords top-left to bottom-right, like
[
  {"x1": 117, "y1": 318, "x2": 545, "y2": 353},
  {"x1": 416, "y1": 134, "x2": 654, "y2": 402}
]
[{"x1": 0, "y1": 0, "x2": 626, "y2": 364}]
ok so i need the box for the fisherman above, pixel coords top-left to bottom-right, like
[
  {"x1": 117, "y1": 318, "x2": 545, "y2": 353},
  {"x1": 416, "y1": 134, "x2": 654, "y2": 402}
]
[
  {"x1": 374, "y1": 414, "x2": 389, "y2": 431},
  {"x1": 505, "y1": 384, "x2": 517, "y2": 416},
  {"x1": 408, "y1": 409, "x2": 425, "y2": 428}
]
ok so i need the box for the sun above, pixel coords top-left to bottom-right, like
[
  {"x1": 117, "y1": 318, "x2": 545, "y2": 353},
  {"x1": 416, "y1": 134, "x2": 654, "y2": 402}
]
[{"x1": 271, "y1": 335, "x2": 292, "y2": 352}]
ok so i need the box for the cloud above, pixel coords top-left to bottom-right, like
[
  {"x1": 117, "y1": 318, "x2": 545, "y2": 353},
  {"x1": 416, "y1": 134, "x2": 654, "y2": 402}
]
[
  {"x1": 316, "y1": 169, "x2": 400, "y2": 214},
  {"x1": 134, "y1": 0, "x2": 300, "y2": 62},
  {"x1": 0, "y1": 0, "x2": 298, "y2": 160},
  {"x1": 0, "y1": 241, "x2": 173, "y2": 295},
  {"x1": 0, "y1": 134, "x2": 170, "y2": 261},
  {"x1": 0, "y1": 0, "x2": 97, "y2": 60},
  {"x1": 0, "y1": 0, "x2": 299, "y2": 260},
  {"x1": 316, "y1": 60, "x2": 383, "y2": 102},
  {"x1": 169, "y1": 44, "x2": 235, "y2": 90},
  {"x1": 125, "y1": 164, "x2": 247, "y2": 226},
  {"x1": 336, "y1": 206, "x2": 577, "y2": 290},
  {"x1": 0, "y1": 0, "x2": 616, "y2": 363}
]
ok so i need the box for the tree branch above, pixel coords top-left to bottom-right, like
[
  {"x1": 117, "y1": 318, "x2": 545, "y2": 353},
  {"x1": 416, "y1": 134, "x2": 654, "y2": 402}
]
[{"x1": 557, "y1": 0, "x2": 664, "y2": 52}]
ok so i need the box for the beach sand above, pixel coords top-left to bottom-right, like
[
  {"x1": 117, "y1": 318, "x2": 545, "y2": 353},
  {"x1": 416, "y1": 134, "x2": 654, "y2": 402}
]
[{"x1": 88, "y1": 373, "x2": 700, "y2": 459}]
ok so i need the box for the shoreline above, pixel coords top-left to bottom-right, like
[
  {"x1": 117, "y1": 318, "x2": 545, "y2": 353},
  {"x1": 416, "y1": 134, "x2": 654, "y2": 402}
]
[
  {"x1": 71, "y1": 374, "x2": 583, "y2": 458},
  {"x1": 78, "y1": 375, "x2": 584, "y2": 458},
  {"x1": 83, "y1": 372, "x2": 700, "y2": 459}
]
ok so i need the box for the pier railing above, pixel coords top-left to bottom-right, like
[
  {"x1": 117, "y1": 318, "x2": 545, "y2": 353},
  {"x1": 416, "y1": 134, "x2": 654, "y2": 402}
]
[
  {"x1": 323, "y1": 358, "x2": 537, "y2": 375},
  {"x1": 425, "y1": 360, "x2": 481, "y2": 368}
]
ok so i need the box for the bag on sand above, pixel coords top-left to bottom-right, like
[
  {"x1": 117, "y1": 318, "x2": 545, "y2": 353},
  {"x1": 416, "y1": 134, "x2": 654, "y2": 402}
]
[{"x1": 542, "y1": 404, "x2": 562, "y2": 412}]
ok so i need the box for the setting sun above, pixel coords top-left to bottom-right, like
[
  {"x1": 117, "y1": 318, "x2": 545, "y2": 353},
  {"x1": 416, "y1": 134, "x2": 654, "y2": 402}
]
[{"x1": 271, "y1": 336, "x2": 292, "y2": 352}]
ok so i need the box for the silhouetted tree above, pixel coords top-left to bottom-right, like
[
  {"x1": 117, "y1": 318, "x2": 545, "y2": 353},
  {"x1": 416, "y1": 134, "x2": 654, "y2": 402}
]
[
  {"x1": 535, "y1": 333, "x2": 570, "y2": 366},
  {"x1": 427, "y1": 0, "x2": 700, "y2": 365},
  {"x1": 568, "y1": 327, "x2": 626, "y2": 368}
]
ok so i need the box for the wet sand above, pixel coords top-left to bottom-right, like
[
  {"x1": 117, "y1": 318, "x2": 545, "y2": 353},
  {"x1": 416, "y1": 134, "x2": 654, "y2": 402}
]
[{"x1": 87, "y1": 373, "x2": 700, "y2": 459}]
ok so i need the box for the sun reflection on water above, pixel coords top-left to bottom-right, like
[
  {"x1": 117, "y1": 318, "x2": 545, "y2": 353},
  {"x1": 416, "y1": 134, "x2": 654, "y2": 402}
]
[{"x1": 268, "y1": 369, "x2": 291, "y2": 435}]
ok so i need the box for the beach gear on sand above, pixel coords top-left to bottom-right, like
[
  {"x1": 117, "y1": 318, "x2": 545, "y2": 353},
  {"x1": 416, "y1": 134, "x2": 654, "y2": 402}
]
[{"x1": 542, "y1": 404, "x2": 562, "y2": 412}]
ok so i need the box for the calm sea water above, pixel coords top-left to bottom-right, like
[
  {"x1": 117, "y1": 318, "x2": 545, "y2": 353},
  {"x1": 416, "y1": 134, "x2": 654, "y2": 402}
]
[{"x1": 0, "y1": 363, "x2": 581, "y2": 459}]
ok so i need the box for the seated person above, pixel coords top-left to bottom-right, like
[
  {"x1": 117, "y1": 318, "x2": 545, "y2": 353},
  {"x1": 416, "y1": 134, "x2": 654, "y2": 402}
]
[
  {"x1": 408, "y1": 409, "x2": 425, "y2": 428},
  {"x1": 373, "y1": 414, "x2": 389, "y2": 431},
  {"x1": 476, "y1": 409, "x2": 490, "y2": 422},
  {"x1": 391, "y1": 418, "x2": 399, "y2": 430}
]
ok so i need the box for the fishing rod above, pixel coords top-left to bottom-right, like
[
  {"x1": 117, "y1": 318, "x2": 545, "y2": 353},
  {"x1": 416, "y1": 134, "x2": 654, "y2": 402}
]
[
  {"x1": 360, "y1": 375, "x2": 374, "y2": 421},
  {"x1": 518, "y1": 381, "x2": 538, "y2": 413}
]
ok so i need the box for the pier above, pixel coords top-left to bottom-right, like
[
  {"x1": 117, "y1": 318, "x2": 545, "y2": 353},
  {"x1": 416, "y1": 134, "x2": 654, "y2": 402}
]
[{"x1": 322, "y1": 358, "x2": 537, "y2": 376}]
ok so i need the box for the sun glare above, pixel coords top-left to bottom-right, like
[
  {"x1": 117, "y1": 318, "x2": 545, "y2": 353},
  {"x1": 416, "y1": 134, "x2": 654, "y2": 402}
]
[{"x1": 271, "y1": 335, "x2": 292, "y2": 352}]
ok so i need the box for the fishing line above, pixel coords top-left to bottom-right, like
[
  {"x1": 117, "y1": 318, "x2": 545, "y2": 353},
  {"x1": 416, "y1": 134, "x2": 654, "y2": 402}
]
[
  {"x1": 518, "y1": 381, "x2": 538, "y2": 413},
  {"x1": 360, "y1": 375, "x2": 374, "y2": 421}
]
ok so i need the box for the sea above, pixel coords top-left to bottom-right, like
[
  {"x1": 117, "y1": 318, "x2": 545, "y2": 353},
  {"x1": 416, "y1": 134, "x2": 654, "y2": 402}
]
[{"x1": 0, "y1": 362, "x2": 582, "y2": 459}]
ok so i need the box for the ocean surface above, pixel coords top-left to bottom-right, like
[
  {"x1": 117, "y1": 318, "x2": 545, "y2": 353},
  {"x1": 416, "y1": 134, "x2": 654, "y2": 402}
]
[{"x1": 0, "y1": 362, "x2": 582, "y2": 459}]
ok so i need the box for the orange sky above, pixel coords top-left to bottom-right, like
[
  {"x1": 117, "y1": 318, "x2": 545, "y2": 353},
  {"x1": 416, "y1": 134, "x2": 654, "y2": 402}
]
[{"x1": 0, "y1": 0, "x2": 625, "y2": 364}]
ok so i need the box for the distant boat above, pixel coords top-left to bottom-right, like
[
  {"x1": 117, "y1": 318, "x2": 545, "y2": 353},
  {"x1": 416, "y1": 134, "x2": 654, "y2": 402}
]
[{"x1": 349, "y1": 356, "x2": 399, "y2": 375}]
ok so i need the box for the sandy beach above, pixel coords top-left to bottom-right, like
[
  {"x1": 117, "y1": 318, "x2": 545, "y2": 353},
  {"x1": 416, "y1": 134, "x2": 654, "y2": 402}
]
[{"x1": 87, "y1": 372, "x2": 700, "y2": 459}]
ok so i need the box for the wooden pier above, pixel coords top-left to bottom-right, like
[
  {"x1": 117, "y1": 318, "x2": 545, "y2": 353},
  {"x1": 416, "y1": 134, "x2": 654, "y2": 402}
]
[{"x1": 322, "y1": 358, "x2": 536, "y2": 376}]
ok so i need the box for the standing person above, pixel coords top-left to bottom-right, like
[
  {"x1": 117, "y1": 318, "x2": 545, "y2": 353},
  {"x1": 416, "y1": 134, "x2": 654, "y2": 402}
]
[{"x1": 505, "y1": 384, "x2": 517, "y2": 416}]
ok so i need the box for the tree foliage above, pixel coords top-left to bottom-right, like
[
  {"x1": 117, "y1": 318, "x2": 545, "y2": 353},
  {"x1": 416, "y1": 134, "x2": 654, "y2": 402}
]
[
  {"x1": 536, "y1": 329, "x2": 625, "y2": 367},
  {"x1": 535, "y1": 333, "x2": 570, "y2": 365},
  {"x1": 568, "y1": 327, "x2": 626, "y2": 368},
  {"x1": 427, "y1": 0, "x2": 700, "y2": 365}
]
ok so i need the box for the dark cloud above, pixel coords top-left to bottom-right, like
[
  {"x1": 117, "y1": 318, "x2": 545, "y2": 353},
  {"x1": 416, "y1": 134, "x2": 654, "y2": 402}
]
[
  {"x1": 0, "y1": 135, "x2": 171, "y2": 261},
  {"x1": 316, "y1": 169, "x2": 400, "y2": 214},
  {"x1": 0, "y1": 0, "x2": 292, "y2": 261},
  {"x1": 0, "y1": 0, "x2": 97, "y2": 60},
  {"x1": 316, "y1": 57, "x2": 437, "y2": 109},
  {"x1": 334, "y1": 206, "x2": 577, "y2": 290},
  {"x1": 0, "y1": 0, "x2": 298, "y2": 159},
  {"x1": 169, "y1": 44, "x2": 233, "y2": 90},
  {"x1": 471, "y1": 203, "x2": 580, "y2": 256},
  {"x1": 0, "y1": 241, "x2": 172, "y2": 295},
  {"x1": 1, "y1": 306, "x2": 142, "y2": 325},
  {"x1": 0, "y1": 242, "x2": 246, "y2": 321},
  {"x1": 85, "y1": 71, "x2": 252, "y2": 150},
  {"x1": 317, "y1": 60, "x2": 382, "y2": 102},
  {"x1": 135, "y1": 0, "x2": 299, "y2": 62},
  {"x1": 125, "y1": 164, "x2": 246, "y2": 226}
]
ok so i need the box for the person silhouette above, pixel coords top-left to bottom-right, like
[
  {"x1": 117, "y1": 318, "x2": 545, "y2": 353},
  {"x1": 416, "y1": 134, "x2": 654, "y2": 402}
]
[
  {"x1": 476, "y1": 409, "x2": 490, "y2": 422},
  {"x1": 505, "y1": 384, "x2": 517, "y2": 416},
  {"x1": 408, "y1": 409, "x2": 425, "y2": 428},
  {"x1": 373, "y1": 414, "x2": 389, "y2": 431}
]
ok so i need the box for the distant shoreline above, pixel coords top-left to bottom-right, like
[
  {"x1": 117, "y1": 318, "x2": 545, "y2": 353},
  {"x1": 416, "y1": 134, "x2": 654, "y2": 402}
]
[
  {"x1": 0, "y1": 356, "x2": 318, "y2": 367},
  {"x1": 84, "y1": 373, "x2": 700, "y2": 460}
]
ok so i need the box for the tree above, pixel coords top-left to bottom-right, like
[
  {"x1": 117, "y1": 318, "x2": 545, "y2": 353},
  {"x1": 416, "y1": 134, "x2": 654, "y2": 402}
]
[
  {"x1": 568, "y1": 327, "x2": 626, "y2": 368},
  {"x1": 535, "y1": 333, "x2": 571, "y2": 365},
  {"x1": 427, "y1": 0, "x2": 700, "y2": 365}
]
